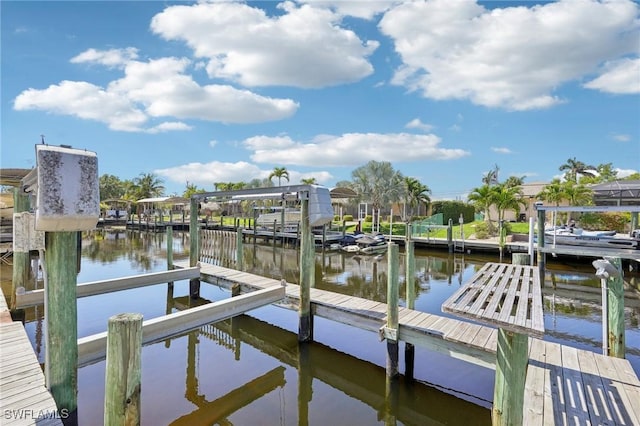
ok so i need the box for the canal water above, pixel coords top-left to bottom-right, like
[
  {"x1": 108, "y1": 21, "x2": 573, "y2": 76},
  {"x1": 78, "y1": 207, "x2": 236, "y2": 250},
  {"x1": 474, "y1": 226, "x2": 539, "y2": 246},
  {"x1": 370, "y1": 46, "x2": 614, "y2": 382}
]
[{"x1": 11, "y1": 229, "x2": 640, "y2": 425}]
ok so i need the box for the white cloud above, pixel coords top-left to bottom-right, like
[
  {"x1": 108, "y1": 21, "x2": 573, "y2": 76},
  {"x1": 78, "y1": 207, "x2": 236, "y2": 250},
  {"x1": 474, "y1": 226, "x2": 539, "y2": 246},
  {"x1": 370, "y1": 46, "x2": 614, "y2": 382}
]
[
  {"x1": 611, "y1": 133, "x2": 631, "y2": 142},
  {"x1": 146, "y1": 122, "x2": 192, "y2": 134},
  {"x1": 150, "y1": 1, "x2": 378, "y2": 88},
  {"x1": 301, "y1": 1, "x2": 397, "y2": 20},
  {"x1": 584, "y1": 58, "x2": 640, "y2": 94},
  {"x1": 14, "y1": 80, "x2": 148, "y2": 132},
  {"x1": 154, "y1": 160, "x2": 333, "y2": 187},
  {"x1": 13, "y1": 56, "x2": 299, "y2": 131},
  {"x1": 405, "y1": 118, "x2": 434, "y2": 132},
  {"x1": 616, "y1": 168, "x2": 638, "y2": 178},
  {"x1": 245, "y1": 132, "x2": 469, "y2": 166},
  {"x1": 209, "y1": 140, "x2": 218, "y2": 148},
  {"x1": 491, "y1": 147, "x2": 512, "y2": 154},
  {"x1": 380, "y1": 0, "x2": 640, "y2": 110},
  {"x1": 70, "y1": 47, "x2": 139, "y2": 68}
]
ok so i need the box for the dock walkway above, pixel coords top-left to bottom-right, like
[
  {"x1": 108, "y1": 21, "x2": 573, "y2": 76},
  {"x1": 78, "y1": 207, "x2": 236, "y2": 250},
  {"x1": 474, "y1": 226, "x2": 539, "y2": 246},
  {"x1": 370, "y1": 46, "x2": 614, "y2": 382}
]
[
  {"x1": 0, "y1": 290, "x2": 62, "y2": 425},
  {"x1": 176, "y1": 260, "x2": 640, "y2": 425}
]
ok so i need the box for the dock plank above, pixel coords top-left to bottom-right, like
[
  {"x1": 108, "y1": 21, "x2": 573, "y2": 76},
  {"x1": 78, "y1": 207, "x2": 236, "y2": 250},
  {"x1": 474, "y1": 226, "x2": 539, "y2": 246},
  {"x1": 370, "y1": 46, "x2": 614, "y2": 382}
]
[
  {"x1": 0, "y1": 322, "x2": 62, "y2": 426},
  {"x1": 178, "y1": 259, "x2": 640, "y2": 426}
]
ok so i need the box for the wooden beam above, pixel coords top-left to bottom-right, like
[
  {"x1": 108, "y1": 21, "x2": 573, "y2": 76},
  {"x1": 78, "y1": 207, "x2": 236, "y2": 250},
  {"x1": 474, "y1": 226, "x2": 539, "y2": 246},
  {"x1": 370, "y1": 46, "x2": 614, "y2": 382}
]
[
  {"x1": 606, "y1": 256, "x2": 625, "y2": 358},
  {"x1": 16, "y1": 267, "x2": 201, "y2": 308},
  {"x1": 78, "y1": 285, "x2": 285, "y2": 367},
  {"x1": 298, "y1": 196, "x2": 314, "y2": 342}
]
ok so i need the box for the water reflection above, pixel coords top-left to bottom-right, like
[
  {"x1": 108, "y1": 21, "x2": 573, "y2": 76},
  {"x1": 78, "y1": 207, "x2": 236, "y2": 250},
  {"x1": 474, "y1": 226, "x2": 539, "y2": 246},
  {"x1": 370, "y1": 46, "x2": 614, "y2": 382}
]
[{"x1": 13, "y1": 229, "x2": 640, "y2": 425}]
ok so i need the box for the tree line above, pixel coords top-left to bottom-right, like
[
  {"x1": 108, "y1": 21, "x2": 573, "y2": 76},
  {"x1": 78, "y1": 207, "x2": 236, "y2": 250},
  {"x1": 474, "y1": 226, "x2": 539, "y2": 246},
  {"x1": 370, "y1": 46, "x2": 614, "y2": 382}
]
[{"x1": 98, "y1": 158, "x2": 638, "y2": 222}]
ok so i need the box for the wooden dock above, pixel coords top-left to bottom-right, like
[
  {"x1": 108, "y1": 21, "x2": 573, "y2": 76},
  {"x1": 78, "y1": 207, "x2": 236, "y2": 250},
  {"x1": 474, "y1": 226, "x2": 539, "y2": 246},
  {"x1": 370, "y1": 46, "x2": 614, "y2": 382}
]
[
  {"x1": 176, "y1": 260, "x2": 640, "y2": 425},
  {"x1": 0, "y1": 290, "x2": 63, "y2": 425}
]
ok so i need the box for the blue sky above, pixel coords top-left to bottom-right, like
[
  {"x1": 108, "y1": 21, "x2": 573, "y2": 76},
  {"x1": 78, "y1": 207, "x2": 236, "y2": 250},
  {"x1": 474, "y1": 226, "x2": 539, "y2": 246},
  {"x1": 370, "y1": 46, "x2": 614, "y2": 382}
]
[{"x1": 2, "y1": 0, "x2": 639, "y2": 200}]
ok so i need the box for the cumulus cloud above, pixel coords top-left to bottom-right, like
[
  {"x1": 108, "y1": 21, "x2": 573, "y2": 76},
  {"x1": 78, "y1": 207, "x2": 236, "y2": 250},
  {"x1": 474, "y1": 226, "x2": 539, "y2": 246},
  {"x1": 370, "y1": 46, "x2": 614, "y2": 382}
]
[
  {"x1": 380, "y1": 0, "x2": 639, "y2": 110},
  {"x1": 491, "y1": 147, "x2": 512, "y2": 154},
  {"x1": 244, "y1": 132, "x2": 469, "y2": 166},
  {"x1": 154, "y1": 160, "x2": 333, "y2": 187},
  {"x1": 150, "y1": 1, "x2": 378, "y2": 88},
  {"x1": 301, "y1": 1, "x2": 398, "y2": 19},
  {"x1": 405, "y1": 118, "x2": 434, "y2": 132},
  {"x1": 14, "y1": 80, "x2": 149, "y2": 132},
  {"x1": 13, "y1": 56, "x2": 299, "y2": 131},
  {"x1": 70, "y1": 47, "x2": 139, "y2": 68},
  {"x1": 584, "y1": 58, "x2": 640, "y2": 94}
]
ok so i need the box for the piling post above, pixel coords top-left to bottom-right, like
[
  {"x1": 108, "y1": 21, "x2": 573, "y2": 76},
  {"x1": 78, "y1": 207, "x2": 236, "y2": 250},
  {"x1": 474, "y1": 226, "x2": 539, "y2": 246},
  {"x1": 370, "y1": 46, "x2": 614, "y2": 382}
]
[
  {"x1": 492, "y1": 256, "x2": 528, "y2": 426},
  {"x1": 236, "y1": 228, "x2": 244, "y2": 271},
  {"x1": 404, "y1": 225, "x2": 416, "y2": 380},
  {"x1": 447, "y1": 218, "x2": 453, "y2": 253},
  {"x1": 512, "y1": 253, "x2": 529, "y2": 266},
  {"x1": 536, "y1": 207, "x2": 546, "y2": 285},
  {"x1": 166, "y1": 226, "x2": 173, "y2": 270},
  {"x1": 12, "y1": 187, "x2": 31, "y2": 305},
  {"x1": 45, "y1": 231, "x2": 79, "y2": 423},
  {"x1": 104, "y1": 313, "x2": 143, "y2": 426},
  {"x1": 383, "y1": 243, "x2": 399, "y2": 378},
  {"x1": 189, "y1": 197, "x2": 200, "y2": 299},
  {"x1": 273, "y1": 219, "x2": 277, "y2": 248},
  {"x1": 298, "y1": 194, "x2": 314, "y2": 342},
  {"x1": 605, "y1": 257, "x2": 625, "y2": 358}
]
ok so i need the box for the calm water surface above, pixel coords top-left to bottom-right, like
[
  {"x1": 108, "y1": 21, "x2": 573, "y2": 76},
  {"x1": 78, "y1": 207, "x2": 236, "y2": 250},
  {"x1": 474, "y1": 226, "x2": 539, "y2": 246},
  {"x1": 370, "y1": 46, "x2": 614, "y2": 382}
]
[{"x1": 15, "y1": 229, "x2": 640, "y2": 425}]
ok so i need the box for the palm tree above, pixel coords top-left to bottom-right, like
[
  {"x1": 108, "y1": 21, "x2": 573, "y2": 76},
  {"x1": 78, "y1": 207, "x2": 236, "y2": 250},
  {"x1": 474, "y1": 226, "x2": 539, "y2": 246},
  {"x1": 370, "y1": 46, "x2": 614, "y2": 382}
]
[
  {"x1": 132, "y1": 173, "x2": 164, "y2": 199},
  {"x1": 300, "y1": 177, "x2": 317, "y2": 185},
  {"x1": 183, "y1": 181, "x2": 205, "y2": 198},
  {"x1": 537, "y1": 179, "x2": 565, "y2": 207},
  {"x1": 504, "y1": 175, "x2": 525, "y2": 188},
  {"x1": 403, "y1": 177, "x2": 431, "y2": 220},
  {"x1": 482, "y1": 164, "x2": 500, "y2": 185},
  {"x1": 563, "y1": 181, "x2": 593, "y2": 221},
  {"x1": 468, "y1": 184, "x2": 496, "y2": 232},
  {"x1": 493, "y1": 184, "x2": 524, "y2": 224},
  {"x1": 269, "y1": 167, "x2": 289, "y2": 186},
  {"x1": 351, "y1": 161, "x2": 404, "y2": 214},
  {"x1": 559, "y1": 157, "x2": 597, "y2": 183}
]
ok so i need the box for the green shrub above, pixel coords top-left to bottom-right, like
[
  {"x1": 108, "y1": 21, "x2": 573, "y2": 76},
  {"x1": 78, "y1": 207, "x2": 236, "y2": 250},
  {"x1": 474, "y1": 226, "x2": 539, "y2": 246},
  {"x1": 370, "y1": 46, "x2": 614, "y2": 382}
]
[
  {"x1": 580, "y1": 212, "x2": 630, "y2": 232},
  {"x1": 474, "y1": 222, "x2": 490, "y2": 239},
  {"x1": 343, "y1": 214, "x2": 354, "y2": 221},
  {"x1": 364, "y1": 215, "x2": 373, "y2": 223},
  {"x1": 334, "y1": 215, "x2": 341, "y2": 221}
]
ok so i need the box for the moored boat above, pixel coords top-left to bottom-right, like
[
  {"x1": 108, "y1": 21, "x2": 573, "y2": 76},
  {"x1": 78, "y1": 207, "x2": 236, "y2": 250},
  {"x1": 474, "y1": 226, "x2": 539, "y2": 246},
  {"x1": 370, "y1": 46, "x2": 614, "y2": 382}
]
[{"x1": 544, "y1": 226, "x2": 640, "y2": 250}]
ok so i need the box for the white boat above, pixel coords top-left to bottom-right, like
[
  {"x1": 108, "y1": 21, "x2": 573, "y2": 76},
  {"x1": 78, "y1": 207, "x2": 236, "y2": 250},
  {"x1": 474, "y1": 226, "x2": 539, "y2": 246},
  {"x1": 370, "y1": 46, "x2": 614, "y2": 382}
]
[
  {"x1": 341, "y1": 234, "x2": 387, "y2": 254},
  {"x1": 256, "y1": 208, "x2": 300, "y2": 232},
  {"x1": 544, "y1": 226, "x2": 640, "y2": 250}
]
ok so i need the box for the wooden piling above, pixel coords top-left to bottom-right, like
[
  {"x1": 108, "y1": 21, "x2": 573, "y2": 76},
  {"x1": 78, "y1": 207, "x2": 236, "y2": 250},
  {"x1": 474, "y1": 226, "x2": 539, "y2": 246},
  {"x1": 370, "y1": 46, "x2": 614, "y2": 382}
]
[
  {"x1": 12, "y1": 188, "x2": 31, "y2": 305},
  {"x1": 606, "y1": 256, "x2": 625, "y2": 358},
  {"x1": 166, "y1": 226, "x2": 173, "y2": 270},
  {"x1": 447, "y1": 219, "x2": 453, "y2": 253},
  {"x1": 104, "y1": 313, "x2": 143, "y2": 426},
  {"x1": 189, "y1": 198, "x2": 200, "y2": 299},
  {"x1": 492, "y1": 329, "x2": 527, "y2": 426},
  {"x1": 405, "y1": 225, "x2": 416, "y2": 380},
  {"x1": 492, "y1": 255, "x2": 529, "y2": 426},
  {"x1": 511, "y1": 253, "x2": 529, "y2": 266},
  {"x1": 236, "y1": 228, "x2": 244, "y2": 271},
  {"x1": 45, "y1": 231, "x2": 79, "y2": 422},
  {"x1": 386, "y1": 243, "x2": 399, "y2": 379},
  {"x1": 536, "y1": 208, "x2": 546, "y2": 284},
  {"x1": 298, "y1": 196, "x2": 314, "y2": 342}
]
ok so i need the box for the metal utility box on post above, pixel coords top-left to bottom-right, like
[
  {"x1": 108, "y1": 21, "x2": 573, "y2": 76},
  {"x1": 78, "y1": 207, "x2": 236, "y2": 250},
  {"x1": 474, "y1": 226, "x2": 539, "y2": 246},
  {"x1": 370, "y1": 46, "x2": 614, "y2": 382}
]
[{"x1": 22, "y1": 144, "x2": 100, "y2": 423}]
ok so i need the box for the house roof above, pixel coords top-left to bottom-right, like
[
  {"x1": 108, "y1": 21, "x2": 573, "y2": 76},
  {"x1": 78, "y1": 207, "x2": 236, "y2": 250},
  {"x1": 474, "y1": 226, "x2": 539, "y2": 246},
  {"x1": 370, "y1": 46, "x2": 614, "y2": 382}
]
[
  {"x1": 137, "y1": 196, "x2": 189, "y2": 204},
  {"x1": 590, "y1": 180, "x2": 640, "y2": 201}
]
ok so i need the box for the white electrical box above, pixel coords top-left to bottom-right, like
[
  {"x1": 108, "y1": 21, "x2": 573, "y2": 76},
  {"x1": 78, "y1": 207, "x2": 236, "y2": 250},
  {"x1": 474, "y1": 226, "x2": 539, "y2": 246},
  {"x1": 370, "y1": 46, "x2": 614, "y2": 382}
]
[
  {"x1": 307, "y1": 186, "x2": 334, "y2": 227},
  {"x1": 34, "y1": 145, "x2": 100, "y2": 231}
]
